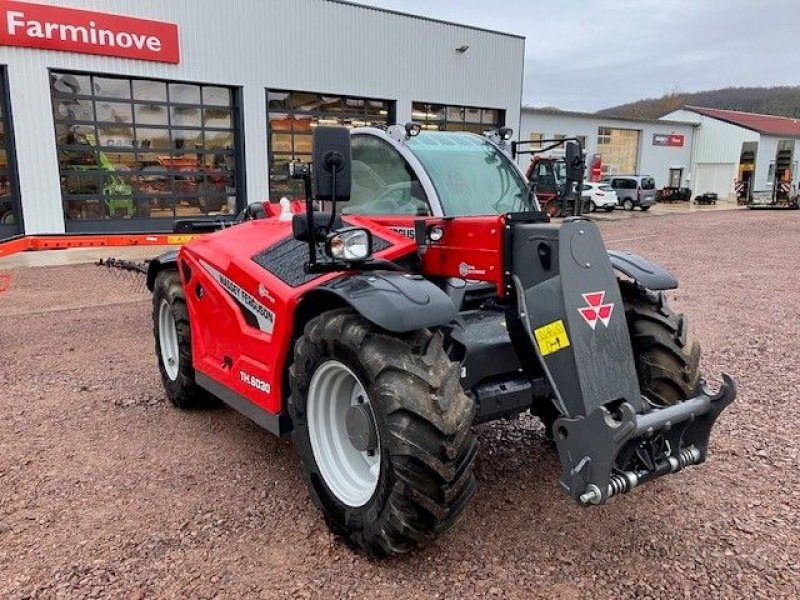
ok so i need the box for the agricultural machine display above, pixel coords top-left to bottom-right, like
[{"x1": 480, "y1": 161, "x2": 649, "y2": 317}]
[
  {"x1": 63, "y1": 132, "x2": 138, "y2": 219},
  {"x1": 518, "y1": 143, "x2": 588, "y2": 217},
  {"x1": 146, "y1": 124, "x2": 735, "y2": 557},
  {"x1": 738, "y1": 139, "x2": 798, "y2": 209}
]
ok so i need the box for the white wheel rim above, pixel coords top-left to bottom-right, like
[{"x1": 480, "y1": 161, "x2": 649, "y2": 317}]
[
  {"x1": 158, "y1": 299, "x2": 180, "y2": 381},
  {"x1": 307, "y1": 360, "x2": 380, "y2": 507}
]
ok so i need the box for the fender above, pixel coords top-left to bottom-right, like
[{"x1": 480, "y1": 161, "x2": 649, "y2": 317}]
[
  {"x1": 608, "y1": 250, "x2": 678, "y2": 290},
  {"x1": 146, "y1": 250, "x2": 179, "y2": 291},
  {"x1": 311, "y1": 271, "x2": 458, "y2": 333}
]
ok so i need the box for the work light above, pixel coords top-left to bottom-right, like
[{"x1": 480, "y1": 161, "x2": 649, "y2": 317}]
[{"x1": 326, "y1": 228, "x2": 373, "y2": 262}]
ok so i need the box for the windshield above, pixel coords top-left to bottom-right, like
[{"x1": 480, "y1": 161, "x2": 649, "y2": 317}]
[
  {"x1": 406, "y1": 132, "x2": 531, "y2": 216},
  {"x1": 641, "y1": 177, "x2": 656, "y2": 190},
  {"x1": 554, "y1": 160, "x2": 566, "y2": 183}
]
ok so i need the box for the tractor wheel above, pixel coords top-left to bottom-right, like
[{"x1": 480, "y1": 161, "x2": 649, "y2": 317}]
[
  {"x1": 619, "y1": 281, "x2": 701, "y2": 406},
  {"x1": 152, "y1": 270, "x2": 210, "y2": 409},
  {"x1": 289, "y1": 309, "x2": 478, "y2": 557},
  {"x1": 623, "y1": 198, "x2": 635, "y2": 211}
]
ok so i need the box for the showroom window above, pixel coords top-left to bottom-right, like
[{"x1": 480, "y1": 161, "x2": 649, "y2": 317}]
[
  {"x1": 267, "y1": 90, "x2": 393, "y2": 199},
  {"x1": 596, "y1": 126, "x2": 640, "y2": 175},
  {"x1": 411, "y1": 103, "x2": 504, "y2": 133},
  {"x1": 50, "y1": 71, "x2": 241, "y2": 230},
  {"x1": 0, "y1": 68, "x2": 20, "y2": 240}
]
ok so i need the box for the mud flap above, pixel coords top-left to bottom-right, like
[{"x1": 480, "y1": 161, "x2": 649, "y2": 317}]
[{"x1": 508, "y1": 217, "x2": 736, "y2": 504}]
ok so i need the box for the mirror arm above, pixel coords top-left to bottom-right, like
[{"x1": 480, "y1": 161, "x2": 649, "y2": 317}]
[{"x1": 303, "y1": 173, "x2": 318, "y2": 270}]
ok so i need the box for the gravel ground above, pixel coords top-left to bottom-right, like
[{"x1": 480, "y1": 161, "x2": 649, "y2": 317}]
[{"x1": 1, "y1": 210, "x2": 798, "y2": 599}]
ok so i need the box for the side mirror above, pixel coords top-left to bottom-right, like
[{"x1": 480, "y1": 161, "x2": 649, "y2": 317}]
[
  {"x1": 312, "y1": 126, "x2": 352, "y2": 201},
  {"x1": 565, "y1": 140, "x2": 584, "y2": 183}
]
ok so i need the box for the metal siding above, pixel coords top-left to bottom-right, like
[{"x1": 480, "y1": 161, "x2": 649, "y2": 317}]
[
  {"x1": 519, "y1": 110, "x2": 696, "y2": 188},
  {"x1": 1, "y1": 0, "x2": 524, "y2": 234},
  {"x1": 662, "y1": 109, "x2": 759, "y2": 193}
]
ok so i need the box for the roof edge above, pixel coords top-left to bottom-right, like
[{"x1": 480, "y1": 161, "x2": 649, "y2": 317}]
[
  {"x1": 325, "y1": 0, "x2": 526, "y2": 39},
  {"x1": 521, "y1": 106, "x2": 699, "y2": 128},
  {"x1": 682, "y1": 105, "x2": 800, "y2": 137}
]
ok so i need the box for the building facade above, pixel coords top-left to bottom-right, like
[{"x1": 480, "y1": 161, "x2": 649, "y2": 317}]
[
  {"x1": 519, "y1": 108, "x2": 697, "y2": 189},
  {"x1": 662, "y1": 107, "x2": 800, "y2": 199},
  {"x1": 0, "y1": 0, "x2": 524, "y2": 240}
]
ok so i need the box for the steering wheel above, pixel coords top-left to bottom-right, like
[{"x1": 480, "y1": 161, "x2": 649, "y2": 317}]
[{"x1": 356, "y1": 182, "x2": 428, "y2": 215}]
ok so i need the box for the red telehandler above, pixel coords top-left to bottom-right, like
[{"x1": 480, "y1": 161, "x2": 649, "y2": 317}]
[{"x1": 146, "y1": 124, "x2": 735, "y2": 557}]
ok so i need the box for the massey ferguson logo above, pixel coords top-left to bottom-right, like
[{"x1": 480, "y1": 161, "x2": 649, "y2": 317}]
[{"x1": 578, "y1": 291, "x2": 614, "y2": 330}]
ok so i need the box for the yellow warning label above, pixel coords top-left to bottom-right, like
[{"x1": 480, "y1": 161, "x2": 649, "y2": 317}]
[
  {"x1": 534, "y1": 319, "x2": 570, "y2": 357},
  {"x1": 166, "y1": 235, "x2": 197, "y2": 245}
]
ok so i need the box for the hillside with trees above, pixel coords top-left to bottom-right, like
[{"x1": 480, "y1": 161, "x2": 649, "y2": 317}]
[{"x1": 599, "y1": 86, "x2": 800, "y2": 119}]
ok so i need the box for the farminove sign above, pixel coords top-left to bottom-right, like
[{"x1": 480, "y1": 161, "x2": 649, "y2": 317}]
[{"x1": 0, "y1": 0, "x2": 179, "y2": 63}]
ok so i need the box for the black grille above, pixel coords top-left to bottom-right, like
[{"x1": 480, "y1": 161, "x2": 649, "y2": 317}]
[{"x1": 252, "y1": 235, "x2": 392, "y2": 287}]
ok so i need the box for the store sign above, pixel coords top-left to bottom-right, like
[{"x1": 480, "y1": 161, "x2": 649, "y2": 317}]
[
  {"x1": 0, "y1": 1, "x2": 179, "y2": 63},
  {"x1": 653, "y1": 134, "x2": 685, "y2": 147}
]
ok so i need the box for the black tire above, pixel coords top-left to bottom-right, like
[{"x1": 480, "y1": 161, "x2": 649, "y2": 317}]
[
  {"x1": 640, "y1": 205, "x2": 651, "y2": 211},
  {"x1": 152, "y1": 270, "x2": 210, "y2": 409},
  {"x1": 289, "y1": 309, "x2": 477, "y2": 558},
  {"x1": 604, "y1": 205, "x2": 615, "y2": 212},
  {"x1": 623, "y1": 198, "x2": 635, "y2": 211},
  {"x1": 587, "y1": 200, "x2": 596, "y2": 213},
  {"x1": 619, "y1": 281, "x2": 701, "y2": 406}
]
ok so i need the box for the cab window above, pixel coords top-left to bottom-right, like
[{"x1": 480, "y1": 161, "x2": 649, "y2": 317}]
[{"x1": 344, "y1": 135, "x2": 430, "y2": 215}]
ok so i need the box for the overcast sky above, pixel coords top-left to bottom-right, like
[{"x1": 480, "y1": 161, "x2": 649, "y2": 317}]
[{"x1": 359, "y1": 0, "x2": 798, "y2": 112}]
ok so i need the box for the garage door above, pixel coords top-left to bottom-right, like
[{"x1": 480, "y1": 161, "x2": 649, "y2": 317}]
[{"x1": 694, "y1": 163, "x2": 736, "y2": 198}]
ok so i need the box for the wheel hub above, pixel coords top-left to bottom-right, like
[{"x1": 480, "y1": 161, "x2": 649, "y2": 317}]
[
  {"x1": 306, "y1": 360, "x2": 381, "y2": 507},
  {"x1": 346, "y1": 402, "x2": 378, "y2": 453}
]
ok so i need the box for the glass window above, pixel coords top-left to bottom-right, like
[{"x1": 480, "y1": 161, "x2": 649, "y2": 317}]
[
  {"x1": 132, "y1": 80, "x2": 167, "y2": 102},
  {"x1": 412, "y1": 102, "x2": 504, "y2": 133},
  {"x1": 0, "y1": 70, "x2": 19, "y2": 236},
  {"x1": 345, "y1": 135, "x2": 429, "y2": 216},
  {"x1": 134, "y1": 103, "x2": 169, "y2": 126},
  {"x1": 406, "y1": 132, "x2": 530, "y2": 216},
  {"x1": 94, "y1": 77, "x2": 131, "y2": 99},
  {"x1": 596, "y1": 127, "x2": 639, "y2": 175},
  {"x1": 51, "y1": 71, "x2": 240, "y2": 224},
  {"x1": 169, "y1": 83, "x2": 201, "y2": 104},
  {"x1": 267, "y1": 89, "x2": 392, "y2": 199}
]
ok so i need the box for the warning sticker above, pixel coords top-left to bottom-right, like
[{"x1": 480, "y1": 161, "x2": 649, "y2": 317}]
[
  {"x1": 166, "y1": 234, "x2": 198, "y2": 245},
  {"x1": 534, "y1": 319, "x2": 571, "y2": 357}
]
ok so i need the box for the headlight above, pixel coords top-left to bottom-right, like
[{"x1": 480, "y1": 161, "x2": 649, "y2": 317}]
[
  {"x1": 427, "y1": 225, "x2": 444, "y2": 242},
  {"x1": 326, "y1": 227, "x2": 373, "y2": 262}
]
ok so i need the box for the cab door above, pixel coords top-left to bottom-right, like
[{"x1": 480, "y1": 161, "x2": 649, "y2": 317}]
[{"x1": 345, "y1": 134, "x2": 433, "y2": 217}]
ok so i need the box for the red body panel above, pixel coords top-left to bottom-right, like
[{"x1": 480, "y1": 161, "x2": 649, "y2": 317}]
[
  {"x1": 179, "y1": 215, "x2": 416, "y2": 416},
  {"x1": 419, "y1": 216, "x2": 506, "y2": 296}
]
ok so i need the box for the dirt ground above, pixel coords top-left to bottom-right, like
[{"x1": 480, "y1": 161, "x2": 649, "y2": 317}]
[{"x1": 1, "y1": 210, "x2": 798, "y2": 599}]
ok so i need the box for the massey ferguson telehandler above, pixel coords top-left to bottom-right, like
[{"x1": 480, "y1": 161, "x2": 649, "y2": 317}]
[{"x1": 146, "y1": 124, "x2": 735, "y2": 557}]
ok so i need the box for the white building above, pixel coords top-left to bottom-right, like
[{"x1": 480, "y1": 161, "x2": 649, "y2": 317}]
[
  {"x1": 662, "y1": 106, "x2": 800, "y2": 199},
  {"x1": 0, "y1": 0, "x2": 524, "y2": 241},
  {"x1": 519, "y1": 108, "x2": 698, "y2": 189}
]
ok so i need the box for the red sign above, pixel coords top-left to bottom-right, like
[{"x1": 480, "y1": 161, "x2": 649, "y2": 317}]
[
  {"x1": 0, "y1": 1, "x2": 179, "y2": 63},
  {"x1": 653, "y1": 134, "x2": 685, "y2": 147}
]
